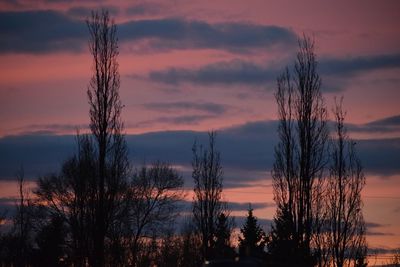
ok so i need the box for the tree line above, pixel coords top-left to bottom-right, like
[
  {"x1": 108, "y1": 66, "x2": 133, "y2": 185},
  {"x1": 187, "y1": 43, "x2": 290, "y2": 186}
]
[{"x1": 0, "y1": 10, "x2": 368, "y2": 267}]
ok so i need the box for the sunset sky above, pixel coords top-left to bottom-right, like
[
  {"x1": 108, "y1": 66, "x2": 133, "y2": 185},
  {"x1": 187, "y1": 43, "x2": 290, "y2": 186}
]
[{"x1": 0, "y1": 0, "x2": 399, "y2": 261}]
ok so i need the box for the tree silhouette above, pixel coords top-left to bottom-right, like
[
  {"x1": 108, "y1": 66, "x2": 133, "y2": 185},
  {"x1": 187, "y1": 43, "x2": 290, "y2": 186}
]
[
  {"x1": 86, "y1": 10, "x2": 128, "y2": 267},
  {"x1": 36, "y1": 9, "x2": 130, "y2": 266},
  {"x1": 272, "y1": 35, "x2": 328, "y2": 265},
  {"x1": 192, "y1": 131, "x2": 225, "y2": 261},
  {"x1": 238, "y1": 206, "x2": 267, "y2": 259},
  {"x1": 127, "y1": 162, "x2": 184, "y2": 265},
  {"x1": 326, "y1": 99, "x2": 367, "y2": 267},
  {"x1": 35, "y1": 135, "x2": 97, "y2": 266},
  {"x1": 13, "y1": 167, "x2": 35, "y2": 267},
  {"x1": 32, "y1": 10, "x2": 189, "y2": 266},
  {"x1": 267, "y1": 203, "x2": 307, "y2": 266},
  {"x1": 213, "y1": 212, "x2": 236, "y2": 260}
]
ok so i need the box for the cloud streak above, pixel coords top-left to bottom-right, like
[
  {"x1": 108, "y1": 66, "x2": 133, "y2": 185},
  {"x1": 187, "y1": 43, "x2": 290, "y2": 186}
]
[
  {"x1": 347, "y1": 115, "x2": 400, "y2": 134},
  {"x1": 179, "y1": 200, "x2": 274, "y2": 212},
  {"x1": 11, "y1": 123, "x2": 89, "y2": 136},
  {"x1": 133, "y1": 114, "x2": 217, "y2": 128},
  {"x1": 119, "y1": 19, "x2": 296, "y2": 53},
  {"x1": 319, "y1": 54, "x2": 400, "y2": 77},
  {"x1": 0, "y1": 10, "x2": 86, "y2": 53},
  {"x1": 356, "y1": 137, "x2": 400, "y2": 176},
  {"x1": 147, "y1": 53, "x2": 400, "y2": 90},
  {"x1": 1, "y1": 116, "x2": 399, "y2": 182},
  {"x1": 66, "y1": 5, "x2": 120, "y2": 18},
  {"x1": 228, "y1": 201, "x2": 275, "y2": 211},
  {"x1": 149, "y1": 59, "x2": 280, "y2": 86},
  {"x1": 143, "y1": 101, "x2": 228, "y2": 115},
  {"x1": 125, "y1": 3, "x2": 163, "y2": 16},
  {"x1": 0, "y1": 10, "x2": 296, "y2": 54}
]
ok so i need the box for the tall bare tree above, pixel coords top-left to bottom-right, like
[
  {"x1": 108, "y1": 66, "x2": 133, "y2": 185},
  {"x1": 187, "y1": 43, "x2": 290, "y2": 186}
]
[
  {"x1": 271, "y1": 35, "x2": 329, "y2": 265},
  {"x1": 327, "y1": 99, "x2": 367, "y2": 267},
  {"x1": 14, "y1": 167, "x2": 34, "y2": 267},
  {"x1": 86, "y1": 10, "x2": 126, "y2": 267},
  {"x1": 36, "y1": 10, "x2": 129, "y2": 265},
  {"x1": 192, "y1": 131, "x2": 225, "y2": 261}
]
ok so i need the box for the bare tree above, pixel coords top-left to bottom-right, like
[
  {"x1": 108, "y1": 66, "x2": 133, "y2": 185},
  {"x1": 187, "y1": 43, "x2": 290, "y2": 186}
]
[
  {"x1": 127, "y1": 162, "x2": 184, "y2": 265},
  {"x1": 35, "y1": 135, "x2": 96, "y2": 266},
  {"x1": 86, "y1": 10, "x2": 127, "y2": 267},
  {"x1": 35, "y1": 131, "x2": 129, "y2": 266},
  {"x1": 14, "y1": 167, "x2": 34, "y2": 267},
  {"x1": 327, "y1": 99, "x2": 367, "y2": 267},
  {"x1": 192, "y1": 131, "x2": 225, "y2": 261},
  {"x1": 271, "y1": 35, "x2": 329, "y2": 265}
]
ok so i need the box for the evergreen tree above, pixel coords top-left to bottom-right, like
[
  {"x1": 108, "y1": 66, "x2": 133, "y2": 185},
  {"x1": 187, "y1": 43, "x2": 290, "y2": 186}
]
[
  {"x1": 267, "y1": 203, "x2": 314, "y2": 266},
  {"x1": 238, "y1": 206, "x2": 266, "y2": 259},
  {"x1": 213, "y1": 213, "x2": 235, "y2": 260}
]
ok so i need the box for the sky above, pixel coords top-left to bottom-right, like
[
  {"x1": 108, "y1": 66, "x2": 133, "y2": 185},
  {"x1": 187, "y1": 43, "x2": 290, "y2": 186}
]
[{"x1": 0, "y1": 0, "x2": 400, "y2": 262}]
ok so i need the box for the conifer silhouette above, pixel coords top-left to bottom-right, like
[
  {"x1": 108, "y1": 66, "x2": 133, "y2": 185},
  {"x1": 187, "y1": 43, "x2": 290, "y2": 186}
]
[{"x1": 238, "y1": 206, "x2": 266, "y2": 259}]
